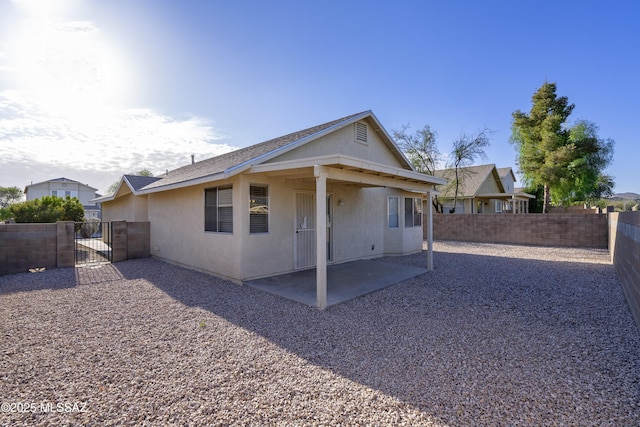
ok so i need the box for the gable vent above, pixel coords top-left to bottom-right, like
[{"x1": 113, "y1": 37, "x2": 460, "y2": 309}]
[{"x1": 355, "y1": 122, "x2": 368, "y2": 143}]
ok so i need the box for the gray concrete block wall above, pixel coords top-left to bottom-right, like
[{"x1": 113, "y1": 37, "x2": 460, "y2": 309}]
[
  {"x1": 609, "y1": 212, "x2": 640, "y2": 332},
  {"x1": 126, "y1": 222, "x2": 150, "y2": 259},
  {"x1": 430, "y1": 213, "x2": 608, "y2": 249},
  {"x1": 56, "y1": 221, "x2": 75, "y2": 269},
  {"x1": 1, "y1": 221, "x2": 150, "y2": 275},
  {"x1": 0, "y1": 223, "x2": 59, "y2": 275},
  {"x1": 111, "y1": 221, "x2": 128, "y2": 263}
]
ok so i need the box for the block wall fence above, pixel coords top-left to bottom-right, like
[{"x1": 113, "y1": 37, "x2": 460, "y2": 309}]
[
  {"x1": 609, "y1": 212, "x2": 640, "y2": 332},
  {"x1": 0, "y1": 221, "x2": 150, "y2": 275},
  {"x1": 429, "y1": 213, "x2": 608, "y2": 248}
]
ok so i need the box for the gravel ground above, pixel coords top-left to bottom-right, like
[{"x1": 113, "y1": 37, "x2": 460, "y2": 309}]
[{"x1": 1, "y1": 241, "x2": 639, "y2": 426}]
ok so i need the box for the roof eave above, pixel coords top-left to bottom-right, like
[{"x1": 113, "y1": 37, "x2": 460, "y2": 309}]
[{"x1": 137, "y1": 171, "x2": 230, "y2": 194}]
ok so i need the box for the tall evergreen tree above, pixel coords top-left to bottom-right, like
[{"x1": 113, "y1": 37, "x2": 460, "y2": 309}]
[
  {"x1": 511, "y1": 82, "x2": 575, "y2": 213},
  {"x1": 511, "y1": 82, "x2": 614, "y2": 212}
]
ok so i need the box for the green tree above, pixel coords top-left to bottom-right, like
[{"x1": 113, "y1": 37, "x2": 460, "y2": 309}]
[
  {"x1": 8, "y1": 196, "x2": 84, "y2": 223},
  {"x1": 0, "y1": 186, "x2": 23, "y2": 220},
  {"x1": 0, "y1": 186, "x2": 22, "y2": 208},
  {"x1": 511, "y1": 82, "x2": 614, "y2": 212},
  {"x1": 550, "y1": 120, "x2": 614, "y2": 204}
]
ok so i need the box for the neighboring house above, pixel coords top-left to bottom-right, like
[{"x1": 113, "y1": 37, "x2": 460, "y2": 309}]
[
  {"x1": 98, "y1": 110, "x2": 446, "y2": 308},
  {"x1": 25, "y1": 177, "x2": 102, "y2": 219},
  {"x1": 433, "y1": 164, "x2": 534, "y2": 214}
]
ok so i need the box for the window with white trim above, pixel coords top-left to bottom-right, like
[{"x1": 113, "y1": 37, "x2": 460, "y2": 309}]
[
  {"x1": 404, "y1": 197, "x2": 422, "y2": 228},
  {"x1": 249, "y1": 185, "x2": 269, "y2": 233},
  {"x1": 205, "y1": 186, "x2": 233, "y2": 233},
  {"x1": 388, "y1": 196, "x2": 399, "y2": 228}
]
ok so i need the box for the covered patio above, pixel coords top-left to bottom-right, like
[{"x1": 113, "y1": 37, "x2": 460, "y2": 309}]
[
  {"x1": 244, "y1": 259, "x2": 428, "y2": 308},
  {"x1": 247, "y1": 154, "x2": 446, "y2": 309}
]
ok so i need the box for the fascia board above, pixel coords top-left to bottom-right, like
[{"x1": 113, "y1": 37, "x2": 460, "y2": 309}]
[{"x1": 136, "y1": 172, "x2": 230, "y2": 195}]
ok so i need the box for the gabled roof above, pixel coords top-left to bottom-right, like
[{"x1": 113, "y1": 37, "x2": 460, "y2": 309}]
[
  {"x1": 138, "y1": 110, "x2": 413, "y2": 194},
  {"x1": 434, "y1": 164, "x2": 503, "y2": 197},
  {"x1": 91, "y1": 174, "x2": 162, "y2": 203},
  {"x1": 497, "y1": 167, "x2": 516, "y2": 182},
  {"x1": 123, "y1": 175, "x2": 162, "y2": 191}
]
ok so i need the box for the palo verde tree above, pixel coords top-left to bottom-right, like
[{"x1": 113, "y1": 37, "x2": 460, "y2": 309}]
[
  {"x1": 392, "y1": 125, "x2": 446, "y2": 212},
  {"x1": 447, "y1": 128, "x2": 491, "y2": 213},
  {"x1": 393, "y1": 124, "x2": 490, "y2": 213},
  {"x1": 392, "y1": 124, "x2": 440, "y2": 175},
  {"x1": 511, "y1": 82, "x2": 614, "y2": 212}
]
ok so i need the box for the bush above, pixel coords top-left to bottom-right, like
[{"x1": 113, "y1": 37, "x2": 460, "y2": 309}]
[
  {"x1": 78, "y1": 218, "x2": 101, "y2": 238},
  {"x1": 8, "y1": 196, "x2": 85, "y2": 223}
]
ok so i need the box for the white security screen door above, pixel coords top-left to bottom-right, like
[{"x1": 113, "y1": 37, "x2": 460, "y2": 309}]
[{"x1": 295, "y1": 192, "x2": 316, "y2": 269}]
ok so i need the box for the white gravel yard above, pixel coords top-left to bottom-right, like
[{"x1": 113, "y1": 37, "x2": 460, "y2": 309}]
[{"x1": 1, "y1": 241, "x2": 639, "y2": 426}]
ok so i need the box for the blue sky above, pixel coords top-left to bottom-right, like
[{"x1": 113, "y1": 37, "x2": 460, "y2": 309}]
[{"x1": 1, "y1": 0, "x2": 638, "y2": 194}]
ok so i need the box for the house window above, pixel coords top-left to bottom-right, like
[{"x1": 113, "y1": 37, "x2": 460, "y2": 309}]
[
  {"x1": 388, "y1": 196, "x2": 399, "y2": 228},
  {"x1": 495, "y1": 201, "x2": 503, "y2": 213},
  {"x1": 51, "y1": 190, "x2": 78, "y2": 199},
  {"x1": 249, "y1": 185, "x2": 269, "y2": 233},
  {"x1": 355, "y1": 122, "x2": 368, "y2": 144},
  {"x1": 205, "y1": 186, "x2": 233, "y2": 233},
  {"x1": 404, "y1": 197, "x2": 422, "y2": 228}
]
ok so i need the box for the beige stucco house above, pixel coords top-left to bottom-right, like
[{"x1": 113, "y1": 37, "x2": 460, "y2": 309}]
[
  {"x1": 434, "y1": 164, "x2": 534, "y2": 214},
  {"x1": 25, "y1": 177, "x2": 102, "y2": 219},
  {"x1": 97, "y1": 111, "x2": 446, "y2": 308}
]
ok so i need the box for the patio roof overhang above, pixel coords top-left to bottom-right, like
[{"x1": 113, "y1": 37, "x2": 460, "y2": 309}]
[
  {"x1": 249, "y1": 154, "x2": 443, "y2": 309},
  {"x1": 247, "y1": 154, "x2": 447, "y2": 192}
]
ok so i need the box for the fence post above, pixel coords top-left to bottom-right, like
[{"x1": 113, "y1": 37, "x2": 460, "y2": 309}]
[
  {"x1": 111, "y1": 221, "x2": 127, "y2": 262},
  {"x1": 56, "y1": 221, "x2": 75, "y2": 268}
]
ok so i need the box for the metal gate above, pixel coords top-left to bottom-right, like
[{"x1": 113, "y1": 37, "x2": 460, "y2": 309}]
[{"x1": 75, "y1": 221, "x2": 112, "y2": 265}]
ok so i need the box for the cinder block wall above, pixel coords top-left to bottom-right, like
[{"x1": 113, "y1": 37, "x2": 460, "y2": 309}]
[
  {"x1": 0, "y1": 222, "x2": 71, "y2": 275},
  {"x1": 126, "y1": 222, "x2": 150, "y2": 259},
  {"x1": 1, "y1": 221, "x2": 150, "y2": 275},
  {"x1": 609, "y1": 212, "x2": 640, "y2": 332},
  {"x1": 430, "y1": 214, "x2": 608, "y2": 248}
]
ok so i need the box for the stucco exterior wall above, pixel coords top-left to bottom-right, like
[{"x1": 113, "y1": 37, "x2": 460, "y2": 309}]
[
  {"x1": 147, "y1": 179, "x2": 243, "y2": 282},
  {"x1": 144, "y1": 173, "x2": 424, "y2": 282},
  {"x1": 268, "y1": 121, "x2": 405, "y2": 168},
  {"x1": 102, "y1": 186, "x2": 150, "y2": 223},
  {"x1": 477, "y1": 173, "x2": 501, "y2": 195}
]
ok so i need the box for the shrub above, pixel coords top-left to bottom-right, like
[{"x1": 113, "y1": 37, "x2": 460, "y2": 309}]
[
  {"x1": 78, "y1": 218, "x2": 101, "y2": 238},
  {"x1": 9, "y1": 196, "x2": 85, "y2": 223}
]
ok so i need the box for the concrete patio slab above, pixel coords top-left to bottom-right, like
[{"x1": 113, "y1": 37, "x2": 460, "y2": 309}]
[{"x1": 244, "y1": 259, "x2": 428, "y2": 307}]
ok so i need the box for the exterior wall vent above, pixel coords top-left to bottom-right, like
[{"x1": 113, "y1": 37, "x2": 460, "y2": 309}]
[{"x1": 355, "y1": 122, "x2": 368, "y2": 144}]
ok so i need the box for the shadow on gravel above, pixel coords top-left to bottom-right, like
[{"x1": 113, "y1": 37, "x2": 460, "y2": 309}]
[
  {"x1": 0, "y1": 264, "x2": 126, "y2": 295},
  {"x1": 111, "y1": 250, "x2": 640, "y2": 426}
]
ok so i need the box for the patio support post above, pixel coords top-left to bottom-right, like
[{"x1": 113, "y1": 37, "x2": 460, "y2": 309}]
[
  {"x1": 314, "y1": 165, "x2": 328, "y2": 309},
  {"x1": 426, "y1": 189, "x2": 433, "y2": 271}
]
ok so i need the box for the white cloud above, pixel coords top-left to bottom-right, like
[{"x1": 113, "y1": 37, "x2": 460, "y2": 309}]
[
  {"x1": 0, "y1": 90, "x2": 236, "y2": 193},
  {"x1": 0, "y1": 1, "x2": 236, "y2": 194}
]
